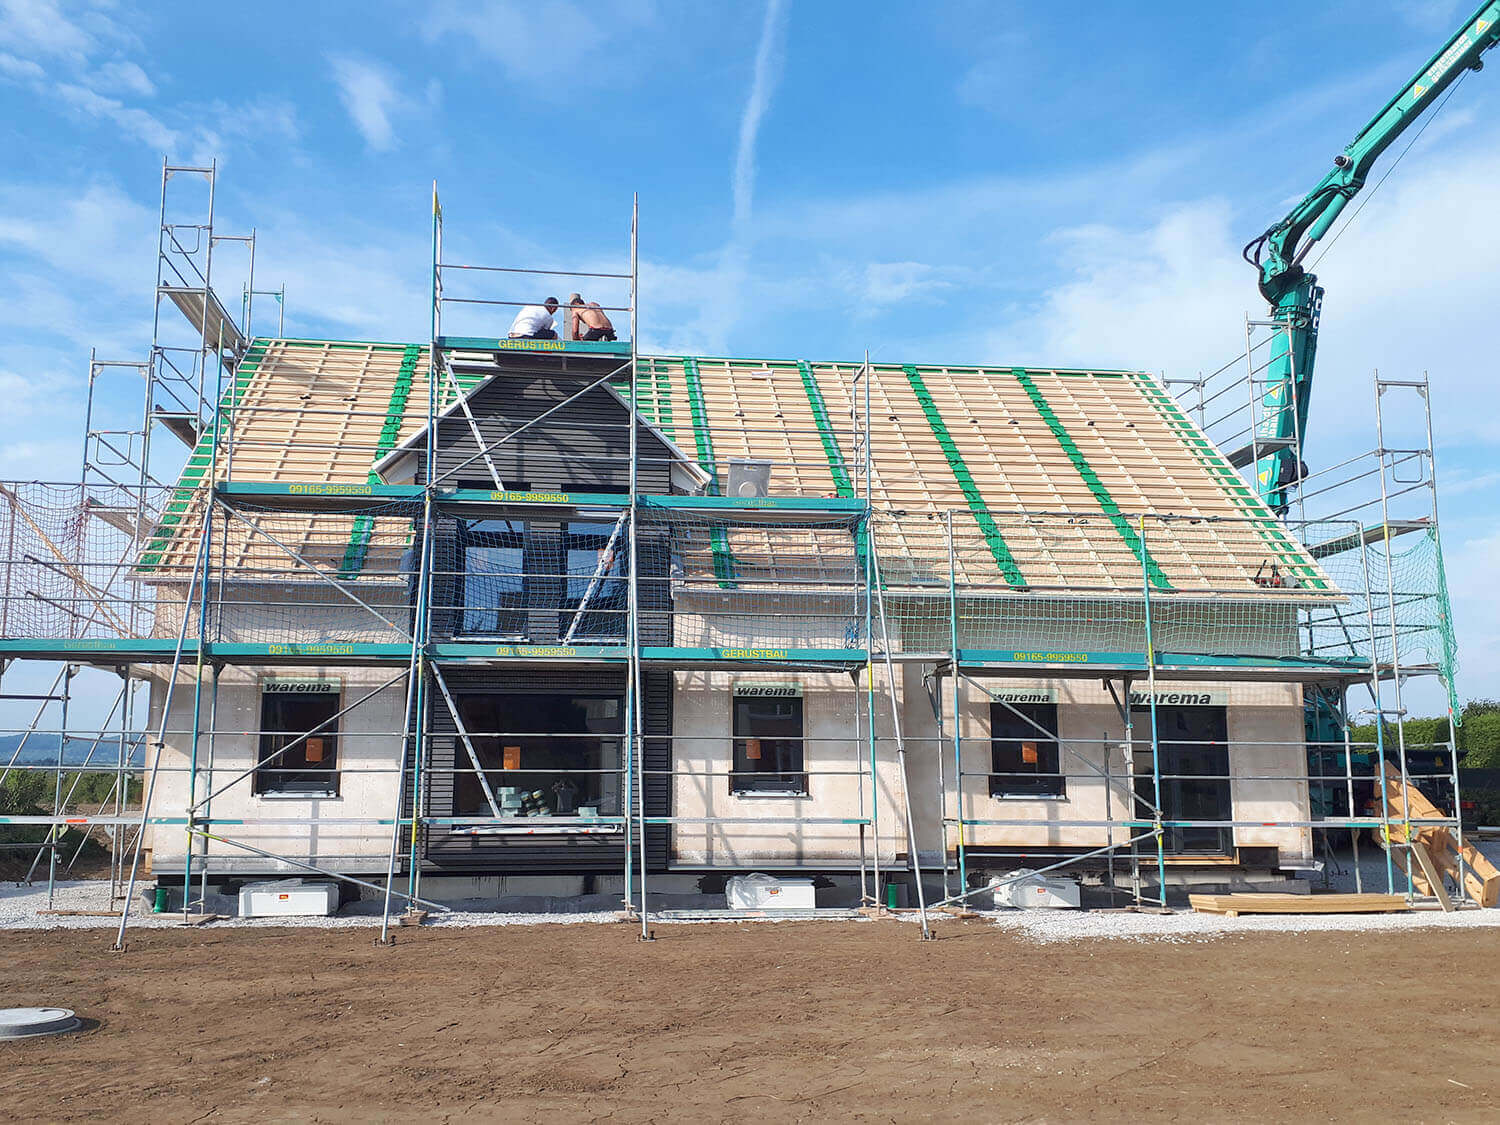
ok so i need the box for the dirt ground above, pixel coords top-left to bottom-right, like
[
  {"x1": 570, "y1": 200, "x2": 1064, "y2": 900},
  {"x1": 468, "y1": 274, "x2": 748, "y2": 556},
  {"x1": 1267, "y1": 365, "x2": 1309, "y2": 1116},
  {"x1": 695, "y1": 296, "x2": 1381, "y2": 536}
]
[{"x1": 2, "y1": 919, "x2": 1497, "y2": 1123}]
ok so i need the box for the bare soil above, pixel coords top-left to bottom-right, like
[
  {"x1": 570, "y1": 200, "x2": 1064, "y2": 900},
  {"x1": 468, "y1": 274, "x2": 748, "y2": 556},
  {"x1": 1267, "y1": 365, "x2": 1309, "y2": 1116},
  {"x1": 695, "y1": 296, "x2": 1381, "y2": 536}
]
[{"x1": 2, "y1": 919, "x2": 1496, "y2": 1122}]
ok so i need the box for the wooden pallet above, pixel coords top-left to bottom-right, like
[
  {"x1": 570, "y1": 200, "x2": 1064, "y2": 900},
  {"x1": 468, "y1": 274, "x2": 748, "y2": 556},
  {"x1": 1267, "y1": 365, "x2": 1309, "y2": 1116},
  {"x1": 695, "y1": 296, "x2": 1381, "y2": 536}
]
[{"x1": 1189, "y1": 893, "x2": 1410, "y2": 917}]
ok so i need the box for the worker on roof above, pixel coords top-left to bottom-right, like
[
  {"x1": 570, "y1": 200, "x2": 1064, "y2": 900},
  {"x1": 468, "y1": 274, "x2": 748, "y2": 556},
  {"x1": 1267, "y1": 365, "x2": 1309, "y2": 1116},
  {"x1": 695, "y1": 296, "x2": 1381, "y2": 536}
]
[
  {"x1": 567, "y1": 293, "x2": 617, "y2": 342},
  {"x1": 507, "y1": 297, "x2": 559, "y2": 340}
]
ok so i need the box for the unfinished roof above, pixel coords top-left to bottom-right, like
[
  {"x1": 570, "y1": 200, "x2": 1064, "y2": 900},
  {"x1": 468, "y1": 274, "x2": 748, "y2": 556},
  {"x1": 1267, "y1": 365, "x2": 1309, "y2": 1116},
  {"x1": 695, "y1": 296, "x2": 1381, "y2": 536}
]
[{"x1": 139, "y1": 338, "x2": 1331, "y2": 597}]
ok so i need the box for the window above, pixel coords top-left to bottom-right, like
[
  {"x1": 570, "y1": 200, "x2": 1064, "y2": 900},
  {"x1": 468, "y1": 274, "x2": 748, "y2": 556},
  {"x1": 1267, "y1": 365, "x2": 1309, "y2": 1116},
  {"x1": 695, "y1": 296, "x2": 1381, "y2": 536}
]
[
  {"x1": 732, "y1": 689, "x2": 806, "y2": 795},
  {"x1": 562, "y1": 520, "x2": 626, "y2": 639},
  {"x1": 460, "y1": 519, "x2": 527, "y2": 637},
  {"x1": 256, "y1": 681, "x2": 340, "y2": 797},
  {"x1": 990, "y1": 701, "x2": 1064, "y2": 798},
  {"x1": 454, "y1": 693, "x2": 623, "y2": 819},
  {"x1": 1130, "y1": 705, "x2": 1231, "y2": 854}
]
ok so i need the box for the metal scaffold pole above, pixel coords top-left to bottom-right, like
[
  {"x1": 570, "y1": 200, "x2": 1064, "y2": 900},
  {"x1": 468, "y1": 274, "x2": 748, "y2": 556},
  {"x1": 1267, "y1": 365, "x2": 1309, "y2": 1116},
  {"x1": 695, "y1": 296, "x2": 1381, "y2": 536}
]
[
  {"x1": 1139, "y1": 515, "x2": 1167, "y2": 907},
  {"x1": 946, "y1": 509, "x2": 965, "y2": 901},
  {"x1": 627, "y1": 194, "x2": 651, "y2": 941}
]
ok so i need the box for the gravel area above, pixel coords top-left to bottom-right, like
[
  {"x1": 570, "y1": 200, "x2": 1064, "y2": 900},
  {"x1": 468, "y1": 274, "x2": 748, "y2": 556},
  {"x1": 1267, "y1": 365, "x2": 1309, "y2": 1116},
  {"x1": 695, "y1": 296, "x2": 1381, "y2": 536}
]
[
  {"x1": 0, "y1": 880, "x2": 626, "y2": 932},
  {"x1": 6, "y1": 875, "x2": 1498, "y2": 942}
]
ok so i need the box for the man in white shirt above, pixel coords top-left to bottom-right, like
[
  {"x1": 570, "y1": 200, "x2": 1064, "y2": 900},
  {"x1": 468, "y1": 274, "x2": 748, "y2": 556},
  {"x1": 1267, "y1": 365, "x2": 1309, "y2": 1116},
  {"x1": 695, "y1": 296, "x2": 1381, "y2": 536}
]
[{"x1": 508, "y1": 296, "x2": 559, "y2": 339}]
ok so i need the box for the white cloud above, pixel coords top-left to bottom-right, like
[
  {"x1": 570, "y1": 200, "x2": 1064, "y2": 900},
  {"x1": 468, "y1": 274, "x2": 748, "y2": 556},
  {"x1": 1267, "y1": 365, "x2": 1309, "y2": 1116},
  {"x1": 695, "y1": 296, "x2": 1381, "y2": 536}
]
[
  {"x1": 328, "y1": 54, "x2": 403, "y2": 152},
  {"x1": 53, "y1": 81, "x2": 177, "y2": 150},
  {"x1": 0, "y1": 49, "x2": 42, "y2": 78},
  {"x1": 420, "y1": 0, "x2": 655, "y2": 85},
  {"x1": 982, "y1": 199, "x2": 1247, "y2": 378},
  {"x1": 856, "y1": 261, "x2": 964, "y2": 308},
  {"x1": 0, "y1": 0, "x2": 95, "y2": 59},
  {"x1": 0, "y1": 180, "x2": 157, "y2": 293},
  {"x1": 94, "y1": 58, "x2": 153, "y2": 97}
]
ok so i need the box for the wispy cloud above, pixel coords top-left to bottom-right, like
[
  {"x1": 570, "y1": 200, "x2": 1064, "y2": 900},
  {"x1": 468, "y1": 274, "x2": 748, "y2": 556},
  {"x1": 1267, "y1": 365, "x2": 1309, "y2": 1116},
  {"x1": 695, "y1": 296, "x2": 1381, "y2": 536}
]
[
  {"x1": 731, "y1": 0, "x2": 787, "y2": 239},
  {"x1": 94, "y1": 58, "x2": 153, "y2": 97},
  {"x1": 420, "y1": 0, "x2": 655, "y2": 86},
  {"x1": 659, "y1": 0, "x2": 790, "y2": 356},
  {"x1": 54, "y1": 81, "x2": 176, "y2": 150},
  {"x1": 0, "y1": 0, "x2": 99, "y2": 60},
  {"x1": 328, "y1": 54, "x2": 403, "y2": 152},
  {"x1": 1, "y1": 1, "x2": 296, "y2": 163}
]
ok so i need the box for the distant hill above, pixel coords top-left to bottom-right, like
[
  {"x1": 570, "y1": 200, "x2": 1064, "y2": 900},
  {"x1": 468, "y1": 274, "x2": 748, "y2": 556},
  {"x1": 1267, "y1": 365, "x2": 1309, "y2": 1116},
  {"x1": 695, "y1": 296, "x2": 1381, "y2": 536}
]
[{"x1": 0, "y1": 733, "x2": 145, "y2": 768}]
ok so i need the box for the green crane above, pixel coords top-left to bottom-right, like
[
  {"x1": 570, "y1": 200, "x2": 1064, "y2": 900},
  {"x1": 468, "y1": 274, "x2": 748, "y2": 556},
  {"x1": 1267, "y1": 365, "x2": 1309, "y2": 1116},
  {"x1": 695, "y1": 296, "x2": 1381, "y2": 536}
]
[{"x1": 1241, "y1": 3, "x2": 1500, "y2": 512}]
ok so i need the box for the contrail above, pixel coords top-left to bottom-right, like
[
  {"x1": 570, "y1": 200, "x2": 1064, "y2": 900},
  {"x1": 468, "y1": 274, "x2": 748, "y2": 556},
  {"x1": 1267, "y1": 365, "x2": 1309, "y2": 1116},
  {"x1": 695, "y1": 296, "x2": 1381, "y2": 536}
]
[{"x1": 731, "y1": 0, "x2": 788, "y2": 240}]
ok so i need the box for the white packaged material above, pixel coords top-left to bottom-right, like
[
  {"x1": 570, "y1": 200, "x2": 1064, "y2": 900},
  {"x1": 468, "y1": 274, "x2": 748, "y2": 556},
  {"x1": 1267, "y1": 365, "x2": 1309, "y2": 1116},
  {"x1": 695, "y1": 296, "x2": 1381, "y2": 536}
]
[
  {"x1": 989, "y1": 869, "x2": 1081, "y2": 910},
  {"x1": 237, "y1": 879, "x2": 339, "y2": 917},
  {"x1": 725, "y1": 873, "x2": 817, "y2": 910}
]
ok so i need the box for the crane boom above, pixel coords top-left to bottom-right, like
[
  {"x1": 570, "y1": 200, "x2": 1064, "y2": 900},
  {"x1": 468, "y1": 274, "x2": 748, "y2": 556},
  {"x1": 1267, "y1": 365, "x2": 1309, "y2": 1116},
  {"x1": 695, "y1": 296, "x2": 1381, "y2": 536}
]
[{"x1": 1242, "y1": 2, "x2": 1500, "y2": 511}]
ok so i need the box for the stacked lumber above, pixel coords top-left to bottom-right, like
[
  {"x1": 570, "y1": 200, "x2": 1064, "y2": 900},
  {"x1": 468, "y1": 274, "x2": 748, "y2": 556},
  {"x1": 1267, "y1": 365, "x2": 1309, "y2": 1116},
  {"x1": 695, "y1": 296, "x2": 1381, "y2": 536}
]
[
  {"x1": 1189, "y1": 893, "x2": 1409, "y2": 916},
  {"x1": 1381, "y1": 776, "x2": 1500, "y2": 908}
]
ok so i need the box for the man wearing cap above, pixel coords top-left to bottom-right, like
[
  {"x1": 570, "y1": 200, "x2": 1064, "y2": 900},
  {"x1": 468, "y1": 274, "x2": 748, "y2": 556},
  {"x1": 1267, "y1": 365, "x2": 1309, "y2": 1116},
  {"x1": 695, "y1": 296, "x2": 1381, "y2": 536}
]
[
  {"x1": 567, "y1": 293, "x2": 617, "y2": 342},
  {"x1": 508, "y1": 297, "x2": 559, "y2": 339}
]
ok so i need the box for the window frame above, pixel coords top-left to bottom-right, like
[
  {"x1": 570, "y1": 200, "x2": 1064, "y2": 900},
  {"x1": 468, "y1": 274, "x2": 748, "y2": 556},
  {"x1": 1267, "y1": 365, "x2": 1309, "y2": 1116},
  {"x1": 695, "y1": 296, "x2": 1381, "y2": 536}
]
[
  {"x1": 452, "y1": 692, "x2": 624, "y2": 822},
  {"x1": 731, "y1": 690, "x2": 808, "y2": 797},
  {"x1": 254, "y1": 681, "x2": 342, "y2": 799},
  {"x1": 561, "y1": 519, "x2": 627, "y2": 641},
  {"x1": 457, "y1": 517, "x2": 529, "y2": 639},
  {"x1": 989, "y1": 700, "x2": 1065, "y2": 799}
]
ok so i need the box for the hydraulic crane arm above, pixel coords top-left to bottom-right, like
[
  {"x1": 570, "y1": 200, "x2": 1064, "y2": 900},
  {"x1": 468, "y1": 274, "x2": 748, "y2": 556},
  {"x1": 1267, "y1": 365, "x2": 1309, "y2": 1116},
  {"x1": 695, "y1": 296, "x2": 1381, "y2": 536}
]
[{"x1": 1240, "y1": 3, "x2": 1500, "y2": 512}]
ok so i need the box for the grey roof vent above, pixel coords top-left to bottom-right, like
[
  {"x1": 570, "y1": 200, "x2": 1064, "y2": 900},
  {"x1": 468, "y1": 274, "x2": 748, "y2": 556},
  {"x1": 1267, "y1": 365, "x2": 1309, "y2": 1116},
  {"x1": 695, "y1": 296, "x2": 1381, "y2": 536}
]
[{"x1": 726, "y1": 458, "x2": 772, "y2": 498}]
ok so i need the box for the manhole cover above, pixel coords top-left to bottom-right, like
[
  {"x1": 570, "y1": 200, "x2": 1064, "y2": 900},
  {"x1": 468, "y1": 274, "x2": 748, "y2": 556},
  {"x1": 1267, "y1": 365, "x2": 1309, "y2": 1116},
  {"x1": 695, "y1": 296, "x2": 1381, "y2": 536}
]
[{"x1": 0, "y1": 1008, "x2": 84, "y2": 1040}]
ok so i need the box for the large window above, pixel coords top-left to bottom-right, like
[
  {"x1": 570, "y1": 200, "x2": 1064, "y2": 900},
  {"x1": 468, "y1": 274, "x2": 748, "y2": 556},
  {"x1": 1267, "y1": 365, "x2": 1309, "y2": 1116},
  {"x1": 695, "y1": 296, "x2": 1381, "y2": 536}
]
[
  {"x1": 732, "y1": 687, "x2": 806, "y2": 795},
  {"x1": 562, "y1": 520, "x2": 626, "y2": 640},
  {"x1": 460, "y1": 519, "x2": 527, "y2": 637},
  {"x1": 990, "y1": 701, "x2": 1064, "y2": 798},
  {"x1": 256, "y1": 681, "x2": 340, "y2": 797},
  {"x1": 1131, "y1": 705, "x2": 1231, "y2": 855},
  {"x1": 454, "y1": 693, "x2": 623, "y2": 819}
]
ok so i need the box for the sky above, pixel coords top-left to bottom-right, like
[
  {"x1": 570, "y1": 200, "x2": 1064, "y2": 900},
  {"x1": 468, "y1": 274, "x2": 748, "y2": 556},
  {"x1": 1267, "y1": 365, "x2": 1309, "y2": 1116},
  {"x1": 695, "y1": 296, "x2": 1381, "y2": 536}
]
[{"x1": 0, "y1": 0, "x2": 1497, "y2": 717}]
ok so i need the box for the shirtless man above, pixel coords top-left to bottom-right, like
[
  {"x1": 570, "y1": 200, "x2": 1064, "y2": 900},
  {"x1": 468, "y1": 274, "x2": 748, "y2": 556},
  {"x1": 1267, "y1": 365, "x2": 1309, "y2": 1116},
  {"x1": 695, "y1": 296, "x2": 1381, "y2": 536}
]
[{"x1": 567, "y1": 293, "x2": 617, "y2": 341}]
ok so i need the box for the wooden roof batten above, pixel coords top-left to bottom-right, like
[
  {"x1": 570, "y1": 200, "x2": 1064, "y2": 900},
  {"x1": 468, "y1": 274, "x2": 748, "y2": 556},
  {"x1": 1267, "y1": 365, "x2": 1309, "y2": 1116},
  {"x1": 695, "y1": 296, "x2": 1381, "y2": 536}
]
[{"x1": 136, "y1": 338, "x2": 1335, "y2": 601}]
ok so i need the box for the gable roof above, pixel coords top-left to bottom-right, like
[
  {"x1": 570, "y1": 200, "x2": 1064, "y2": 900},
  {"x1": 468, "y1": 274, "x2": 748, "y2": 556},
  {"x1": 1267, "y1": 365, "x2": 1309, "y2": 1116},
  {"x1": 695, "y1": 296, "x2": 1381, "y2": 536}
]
[
  {"x1": 137, "y1": 337, "x2": 1331, "y2": 598},
  {"x1": 371, "y1": 352, "x2": 713, "y2": 493}
]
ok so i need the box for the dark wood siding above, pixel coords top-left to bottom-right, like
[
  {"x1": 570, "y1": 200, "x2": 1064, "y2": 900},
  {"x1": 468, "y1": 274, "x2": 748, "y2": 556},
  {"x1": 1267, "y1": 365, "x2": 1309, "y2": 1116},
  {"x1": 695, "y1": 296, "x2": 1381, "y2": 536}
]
[
  {"x1": 417, "y1": 357, "x2": 678, "y2": 494},
  {"x1": 416, "y1": 665, "x2": 671, "y2": 874}
]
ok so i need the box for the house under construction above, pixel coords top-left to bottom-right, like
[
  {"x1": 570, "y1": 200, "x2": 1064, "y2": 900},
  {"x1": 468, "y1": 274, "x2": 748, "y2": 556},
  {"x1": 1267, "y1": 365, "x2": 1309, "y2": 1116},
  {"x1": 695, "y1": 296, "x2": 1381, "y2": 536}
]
[{"x1": 0, "y1": 165, "x2": 1480, "y2": 939}]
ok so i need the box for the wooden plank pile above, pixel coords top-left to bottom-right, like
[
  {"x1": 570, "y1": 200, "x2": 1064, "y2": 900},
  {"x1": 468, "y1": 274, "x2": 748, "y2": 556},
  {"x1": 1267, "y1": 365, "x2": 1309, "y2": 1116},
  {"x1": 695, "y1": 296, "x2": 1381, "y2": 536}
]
[
  {"x1": 1189, "y1": 893, "x2": 1409, "y2": 917},
  {"x1": 1381, "y1": 776, "x2": 1500, "y2": 909}
]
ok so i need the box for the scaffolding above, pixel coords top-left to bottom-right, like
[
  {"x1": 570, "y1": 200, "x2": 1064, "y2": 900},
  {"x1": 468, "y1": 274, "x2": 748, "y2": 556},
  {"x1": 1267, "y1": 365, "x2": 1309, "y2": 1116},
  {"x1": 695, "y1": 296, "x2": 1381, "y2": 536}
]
[
  {"x1": 0, "y1": 169, "x2": 1479, "y2": 950},
  {"x1": 1153, "y1": 317, "x2": 1468, "y2": 904}
]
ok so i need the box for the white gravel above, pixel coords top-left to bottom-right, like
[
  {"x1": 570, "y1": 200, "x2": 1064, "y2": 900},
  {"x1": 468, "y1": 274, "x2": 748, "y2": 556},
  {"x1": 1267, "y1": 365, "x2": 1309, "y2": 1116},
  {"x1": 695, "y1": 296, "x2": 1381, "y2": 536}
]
[
  {"x1": 978, "y1": 903, "x2": 1500, "y2": 943},
  {"x1": 0, "y1": 881, "x2": 626, "y2": 932},
  {"x1": 7, "y1": 856, "x2": 1499, "y2": 943}
]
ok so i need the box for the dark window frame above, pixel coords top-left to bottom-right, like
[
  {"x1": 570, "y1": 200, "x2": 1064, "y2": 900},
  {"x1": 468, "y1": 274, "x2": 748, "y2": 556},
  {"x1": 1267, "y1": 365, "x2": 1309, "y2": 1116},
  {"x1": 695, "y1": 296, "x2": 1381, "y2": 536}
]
[
  {"x1": 561, "y1": 519, "x2": 627, "y2": 640},
  {"x1": 254, "y1": 685, "x2": 341, "y2": 798},
  {"x1": 458, "y1": 517, "x2": 529, "y2": 639},
  {"x1": 452, "y1": 692, "x2": 624, "y2": 820},
  {"x1": 731, "y1": 693, "x2": 808, "y2": 796},
  {"x1": 989, "y1": 701, "x2": 1065, "y2": 798}
]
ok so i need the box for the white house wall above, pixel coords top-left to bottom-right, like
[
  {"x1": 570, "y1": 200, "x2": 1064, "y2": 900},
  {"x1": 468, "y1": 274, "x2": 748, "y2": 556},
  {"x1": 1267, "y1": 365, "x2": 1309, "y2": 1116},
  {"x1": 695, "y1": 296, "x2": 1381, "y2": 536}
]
[
  {"x1": 146, "y1": 665, "x2": 408, "y2": 875},
  {"x1": 144, "y1": 665, "x2": 1311, "y2": 876},
  {"x1": 671, "y1": 670, "x2": 1312, "y2": 870}
]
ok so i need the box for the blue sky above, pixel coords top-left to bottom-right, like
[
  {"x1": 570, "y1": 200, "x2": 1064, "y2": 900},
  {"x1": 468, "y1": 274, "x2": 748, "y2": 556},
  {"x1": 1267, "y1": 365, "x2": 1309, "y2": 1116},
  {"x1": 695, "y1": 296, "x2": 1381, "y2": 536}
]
[{"x1": 1, "y1": 0, "x2": 1497, "y2": 714}]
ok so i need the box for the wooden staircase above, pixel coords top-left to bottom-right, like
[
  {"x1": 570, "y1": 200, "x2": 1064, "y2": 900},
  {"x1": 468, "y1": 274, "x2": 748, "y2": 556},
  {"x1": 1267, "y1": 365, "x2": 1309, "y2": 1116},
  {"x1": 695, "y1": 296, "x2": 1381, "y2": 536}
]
[{"x1": 1381, "y1": 776, "x2": 1500, "y2": 908}]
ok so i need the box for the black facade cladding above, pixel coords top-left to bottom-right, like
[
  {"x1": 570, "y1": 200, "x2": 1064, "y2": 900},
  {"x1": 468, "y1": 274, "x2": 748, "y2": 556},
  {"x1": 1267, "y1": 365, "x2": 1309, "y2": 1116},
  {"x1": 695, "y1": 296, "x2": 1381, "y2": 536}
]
[
  {"x1": 418, "y1": 666, "x2": 672, "y2": 874},
  {"x1": 413, "y1": 356, "x2": 677, "y2": 493},
  {"x1": 404, "y1": 352, "x2": 679, "y2": 873}
]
